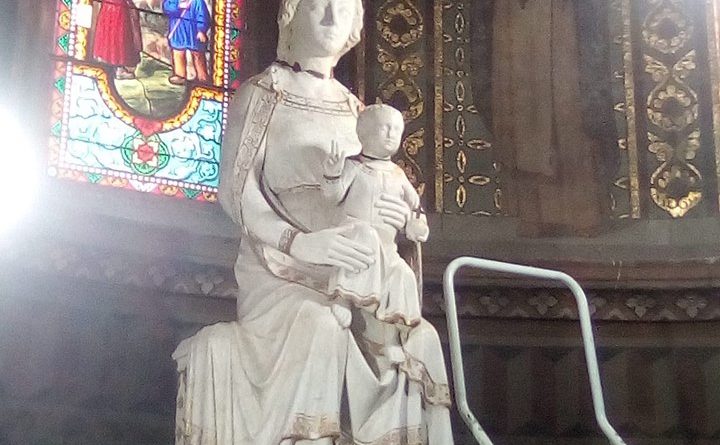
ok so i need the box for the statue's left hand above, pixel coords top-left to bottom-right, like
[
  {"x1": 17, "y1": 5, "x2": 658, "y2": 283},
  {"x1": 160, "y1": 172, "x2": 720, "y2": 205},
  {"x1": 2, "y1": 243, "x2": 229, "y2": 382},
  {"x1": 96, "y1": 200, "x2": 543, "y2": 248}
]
[
  {"x1": 289, "y1": 228, "x2": 375, "y2": 272},
  {"x1": 405, "y1": 216, "x2": 429, "y2": 242},
  {"x1": 376, "y1": 193, "x2": 411, "y2": 230}
]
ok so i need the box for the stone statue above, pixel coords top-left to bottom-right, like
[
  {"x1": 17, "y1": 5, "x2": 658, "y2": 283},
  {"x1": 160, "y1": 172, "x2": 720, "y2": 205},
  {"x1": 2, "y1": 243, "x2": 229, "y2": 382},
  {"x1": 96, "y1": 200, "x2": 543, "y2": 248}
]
[
  {"x1": 172, "y1": 1, "x2": 454, "y2": 444},
  {"x1": 322, "y1": 104, "x2": 430, "y2": 364}
]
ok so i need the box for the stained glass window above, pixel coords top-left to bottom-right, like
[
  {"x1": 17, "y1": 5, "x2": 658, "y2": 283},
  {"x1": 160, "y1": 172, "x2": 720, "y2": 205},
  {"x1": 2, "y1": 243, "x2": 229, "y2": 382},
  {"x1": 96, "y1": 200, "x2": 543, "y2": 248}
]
[{"x1": 48, "y1": 0, "x2": 244, "y2": 201}]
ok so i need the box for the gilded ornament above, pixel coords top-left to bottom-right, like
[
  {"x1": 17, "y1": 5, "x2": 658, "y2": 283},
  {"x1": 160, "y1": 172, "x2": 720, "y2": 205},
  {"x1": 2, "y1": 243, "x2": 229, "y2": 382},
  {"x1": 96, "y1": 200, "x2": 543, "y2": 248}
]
[
  {"x1": 650, "y1": 161, "x2": 702, "y2": 217},
  {"x1": 468, "y1": 175, "x2": 491, "y2": 186},
  {"x1": 620, "y1": 0, "x2": 642, "y2": 217},
  {"x1": 377, "y1": 47, "x2": 400, "y2": 74},
  {"x1": 647, "y1": 132, "x2": 673, "y2": 162},
  {"x1": 378, "y1": 0, "x2": 424, "y2": 49},
  {"x1": 644, "y1": 54, "x2": 670, "y2": 82},
  {"x1": 454, "y1": 12, "x2": 465, "y2": 35},
  {"x1": 673, "y1": 50, "x2": 697, "y2": 80},
  {"x1": 642, "y1": 5, "x2": 693, "y2": 55},
  {"x1": 456, "y1": 150, "x2": 467, "y2": 173},
  {"x1": 455, "y1": 80, "x2": 466, "y2": 103},
  {"x1": 378, "y1": 78, "x2": 424, "y2": 122},
  {"x1": 641, "y1": 2, "x2": 704, "y2": 218},
  {"x1": 434, "y1": 0, "x2": 499, "y2": 214},
  {"x1": 466, "y1": 139, "x2": 491, "y2": 150},
  {"x1": 456, "y1": 184, "x2": 467, "y2": 207},
  {"x1": 400, "y1": 54, "x2": 424, "y2": 76},
  {"x1": 613, "y1": 177, "x2": 630, "y2": 190},
  {"x1": 454, "y1": 114, "x2": 466, "y2": 138},
  {"x1": 375, "y1": 1, "x2": 426, "y2": 197},
  {"x1": 399, "y1": 128, "x2": 425, "y2": 191},
  {"x1": 402, "y1": 128, "x2": 425, "y2": 156},
  {"x1": 647, "y1": 83, "x2": 697, "y2": 131}
]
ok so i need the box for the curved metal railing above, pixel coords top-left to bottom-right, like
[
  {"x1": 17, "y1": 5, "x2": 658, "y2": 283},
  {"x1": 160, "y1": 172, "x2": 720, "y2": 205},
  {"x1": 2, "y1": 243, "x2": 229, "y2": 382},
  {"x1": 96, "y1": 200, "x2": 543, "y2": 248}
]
[{"x1": 443, "y1": 257, "x2": 627, "y2": 445}]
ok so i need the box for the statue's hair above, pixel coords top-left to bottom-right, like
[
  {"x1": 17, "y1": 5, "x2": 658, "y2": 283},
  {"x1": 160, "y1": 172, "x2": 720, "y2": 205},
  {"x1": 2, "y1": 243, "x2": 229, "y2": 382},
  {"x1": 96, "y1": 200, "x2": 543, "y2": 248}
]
[
  {"x1": 277, "y1": 0, "x2": 364, "y2": 64},
  {"x1": 356, "y1": 104, "x2": 404, "y2": 142}
]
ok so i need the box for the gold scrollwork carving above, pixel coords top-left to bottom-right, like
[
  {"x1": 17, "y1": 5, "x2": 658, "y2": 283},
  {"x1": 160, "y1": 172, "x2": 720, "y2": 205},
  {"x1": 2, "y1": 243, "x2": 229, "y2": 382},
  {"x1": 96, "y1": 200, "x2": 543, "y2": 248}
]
[
  {"x1": 377, "y1": 48, "x2": 400, "y2": 74},
  {"x1": 435, "y1": 0, "x2": 498, "y2": 215},
  {"x1": 610, "y1": 0, "x2": 642, "y2": 218},
  {"x1": 375, "y1": 0, "x2": 427, "y2": 195},
  {"x1": 378, "y1": 77, "x2": 424, "y2": 122},
  {"x1": 645, "y1": 52, "x2": 698, "y2": 132},
  {"x1": 706, "y1": 0, "x2": 720, "y2": 211},
  {"x1": 642, "y1": 2, "x2": 693, "y2": 54},
  {"x1": 650, "y1": 162, "x2": 702, "y2": 218},
  {"x1": 378, "y1": 0, "x2": 424, "y2": 49},
  {"x1": 642, "y1": 0, "x2": 702, "y2": 218},
  {"x1": 398, "y1": 128, "x2": 426, "y2": 196}
]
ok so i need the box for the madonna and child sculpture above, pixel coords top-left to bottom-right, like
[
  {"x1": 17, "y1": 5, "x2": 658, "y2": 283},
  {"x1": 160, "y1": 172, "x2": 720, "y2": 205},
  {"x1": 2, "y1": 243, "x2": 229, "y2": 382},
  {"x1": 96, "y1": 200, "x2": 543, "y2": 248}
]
[{"x1": 172, "y1": 0, "x2": 454, "y2": 443}]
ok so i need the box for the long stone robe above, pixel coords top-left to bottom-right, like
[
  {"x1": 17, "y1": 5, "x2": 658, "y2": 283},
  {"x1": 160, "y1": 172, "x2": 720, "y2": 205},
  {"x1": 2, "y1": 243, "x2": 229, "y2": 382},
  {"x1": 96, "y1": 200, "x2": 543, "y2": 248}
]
[{"x1": 172, "y1": 66, "x2": 453, "y2": 445}]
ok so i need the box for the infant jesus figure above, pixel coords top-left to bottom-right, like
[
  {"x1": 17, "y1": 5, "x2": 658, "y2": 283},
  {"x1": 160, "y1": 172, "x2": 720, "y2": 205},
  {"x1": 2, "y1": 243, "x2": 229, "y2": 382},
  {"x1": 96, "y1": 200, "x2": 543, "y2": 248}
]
[{"x1": 322, "y1": 104, "x2": 429, "y2": 364}]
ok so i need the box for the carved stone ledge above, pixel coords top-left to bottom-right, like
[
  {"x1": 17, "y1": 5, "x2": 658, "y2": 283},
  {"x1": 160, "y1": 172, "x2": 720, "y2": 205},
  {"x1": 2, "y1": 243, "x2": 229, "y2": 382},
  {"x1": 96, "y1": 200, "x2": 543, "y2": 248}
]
[
  {"x1": 5, "y1": 234, "x2": 720, "y2": 322},
  {"x1": 423, "y1": 285, "x2": 720, "y2": 322},
  {"x1": 1, "y1": 237, "x2": 238, "y2": 300}
]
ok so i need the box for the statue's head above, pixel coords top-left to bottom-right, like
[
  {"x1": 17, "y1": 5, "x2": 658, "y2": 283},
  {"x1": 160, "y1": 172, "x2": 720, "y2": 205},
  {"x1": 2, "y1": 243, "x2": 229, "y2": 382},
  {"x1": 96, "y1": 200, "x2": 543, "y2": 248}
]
[
  {"x1": 356, "y1": 104, "x2": 405, "y2": 160},
  {"x1": 277, "y1": 0, "x2": 364, "y2": 65}
]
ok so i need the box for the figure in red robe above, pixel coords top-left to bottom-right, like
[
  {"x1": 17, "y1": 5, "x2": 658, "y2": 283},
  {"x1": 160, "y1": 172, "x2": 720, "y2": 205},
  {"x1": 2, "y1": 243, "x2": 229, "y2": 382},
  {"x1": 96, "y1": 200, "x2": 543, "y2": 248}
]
[{"x1": 92, "y1": 0, "x2": 143, "y2": 79}]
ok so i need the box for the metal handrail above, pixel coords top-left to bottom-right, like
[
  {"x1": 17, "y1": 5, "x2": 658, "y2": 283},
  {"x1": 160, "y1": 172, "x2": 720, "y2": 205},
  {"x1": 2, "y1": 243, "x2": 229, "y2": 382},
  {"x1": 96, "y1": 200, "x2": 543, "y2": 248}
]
[{"x1": 443, "y1": 257, "x2": 627, "y2": 445}]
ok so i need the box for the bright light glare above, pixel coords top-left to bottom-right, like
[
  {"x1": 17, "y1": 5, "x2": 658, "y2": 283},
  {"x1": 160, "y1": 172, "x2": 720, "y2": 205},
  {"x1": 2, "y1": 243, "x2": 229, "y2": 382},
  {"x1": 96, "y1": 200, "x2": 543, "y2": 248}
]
[{"x1": 0, "y1": 107, "x2": 38, "y2": 233}]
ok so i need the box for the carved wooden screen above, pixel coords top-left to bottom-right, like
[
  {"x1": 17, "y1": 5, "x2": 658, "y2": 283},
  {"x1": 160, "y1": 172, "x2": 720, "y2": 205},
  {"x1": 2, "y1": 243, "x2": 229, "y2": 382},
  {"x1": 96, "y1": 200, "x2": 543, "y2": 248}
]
[{"x1": 48, "y1": 0, "x2": 244, "y2": 201}]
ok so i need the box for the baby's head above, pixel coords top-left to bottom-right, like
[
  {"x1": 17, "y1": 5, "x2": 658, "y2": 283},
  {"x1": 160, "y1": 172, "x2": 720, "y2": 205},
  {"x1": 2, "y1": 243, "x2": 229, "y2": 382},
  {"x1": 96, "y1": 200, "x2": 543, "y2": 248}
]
[{"x1": 356, "y1": 104, "x2": 405, "y2": 160}]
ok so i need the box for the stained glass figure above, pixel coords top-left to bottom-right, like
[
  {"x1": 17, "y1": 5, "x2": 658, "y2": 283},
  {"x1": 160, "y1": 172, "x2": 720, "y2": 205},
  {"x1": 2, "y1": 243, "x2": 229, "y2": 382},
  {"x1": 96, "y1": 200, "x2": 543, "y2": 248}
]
[{"x1": 48, "y1": 0, "x2": 244, "y2": 201}]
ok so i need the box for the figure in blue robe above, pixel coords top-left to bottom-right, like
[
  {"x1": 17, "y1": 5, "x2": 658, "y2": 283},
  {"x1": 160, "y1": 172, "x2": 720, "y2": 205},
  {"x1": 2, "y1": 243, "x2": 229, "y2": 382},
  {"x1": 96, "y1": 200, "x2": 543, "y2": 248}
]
[{"x1": 163, "y1": 0, "x2": 211, "y2": 85}]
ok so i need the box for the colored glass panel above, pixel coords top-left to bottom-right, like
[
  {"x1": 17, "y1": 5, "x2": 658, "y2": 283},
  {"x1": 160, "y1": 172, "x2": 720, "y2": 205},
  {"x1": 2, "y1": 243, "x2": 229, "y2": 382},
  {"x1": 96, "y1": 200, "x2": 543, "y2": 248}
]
[{"x1": 48, "y1": 0, "x2": 245, "y2": 201}]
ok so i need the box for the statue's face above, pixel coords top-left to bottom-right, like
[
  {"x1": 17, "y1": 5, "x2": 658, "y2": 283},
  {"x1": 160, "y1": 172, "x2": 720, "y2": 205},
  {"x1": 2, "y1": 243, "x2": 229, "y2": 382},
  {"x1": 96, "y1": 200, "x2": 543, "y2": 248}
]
[
  {"x1": 360, "y1": 109, "x2": 405, "y2": 159},
  {"x1": 291, "y1": 0, "x2": 355, "y2": 58}
]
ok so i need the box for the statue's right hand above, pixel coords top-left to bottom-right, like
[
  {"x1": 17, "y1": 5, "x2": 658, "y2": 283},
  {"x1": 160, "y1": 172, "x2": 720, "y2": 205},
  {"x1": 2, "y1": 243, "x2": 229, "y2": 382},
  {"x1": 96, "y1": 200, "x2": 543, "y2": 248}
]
[
  {"x1": 290, "y1": 227, "x2": 375, "y2": 273},
  {"x1": 322, "y1": 140, "x2": 344, "y2": 178}
]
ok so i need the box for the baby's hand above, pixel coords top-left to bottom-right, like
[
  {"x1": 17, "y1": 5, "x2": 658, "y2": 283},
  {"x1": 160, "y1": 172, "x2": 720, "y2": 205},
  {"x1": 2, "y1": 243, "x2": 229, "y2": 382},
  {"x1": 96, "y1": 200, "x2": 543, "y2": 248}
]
[
  {"x1": 331, "y1": 303, "x2": 352, "y2": 328},
  {"x1": 405, "y1": 212, "x2": 429, "y2": 243},
  {"x1": 197, "y1": 32, "x2": 208, "y2": 43},
  {"x1": 323, "y1": 141, "x2": 344, "y2": 178}
]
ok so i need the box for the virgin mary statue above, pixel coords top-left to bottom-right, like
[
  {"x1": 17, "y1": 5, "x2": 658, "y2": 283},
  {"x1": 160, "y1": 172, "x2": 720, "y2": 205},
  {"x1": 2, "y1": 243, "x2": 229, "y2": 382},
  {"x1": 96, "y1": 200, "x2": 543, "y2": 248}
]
[{"x1": 172, "y1": 0, "x2": 454, "y2": 444}]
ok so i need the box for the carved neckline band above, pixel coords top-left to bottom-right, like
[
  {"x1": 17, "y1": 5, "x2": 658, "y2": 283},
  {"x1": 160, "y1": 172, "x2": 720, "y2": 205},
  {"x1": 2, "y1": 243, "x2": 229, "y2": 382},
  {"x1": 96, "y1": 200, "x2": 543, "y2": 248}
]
[
  {"x1": 275, "y1": 60, "x2": 333, "y2": 80},
  {"x1": 360, "y1": 153, "x2": 392, "y2": 161}
]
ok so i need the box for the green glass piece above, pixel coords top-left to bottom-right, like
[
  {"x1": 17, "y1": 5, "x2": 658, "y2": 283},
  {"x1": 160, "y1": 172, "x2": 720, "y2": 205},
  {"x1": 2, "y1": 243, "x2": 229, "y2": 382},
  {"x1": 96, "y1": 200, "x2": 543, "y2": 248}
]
[
  {"x1": 51, "y1": 121, "x2": 62, "y2": 137},
  {"x1": 229, "y1": 68, "x2": 237, "y2": 82},
  {"x1": 87, "y1": 173, "x2": 102, "y2": 183},
  {"x1": 54, "y1": 77, "x2": 66, "y2": 93},
  {"x1": 230, "y1": 28, "x2": 240, "y2": 41},
  {"x1": 57, "y1": 34, "x2": 70, "y2": 54},
  {"x1": 62, "y1": 0, "x2": 72, "y2": 8},
  {"x1": 182, "y1": 188, "x2": 201, "y2": 199}
]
